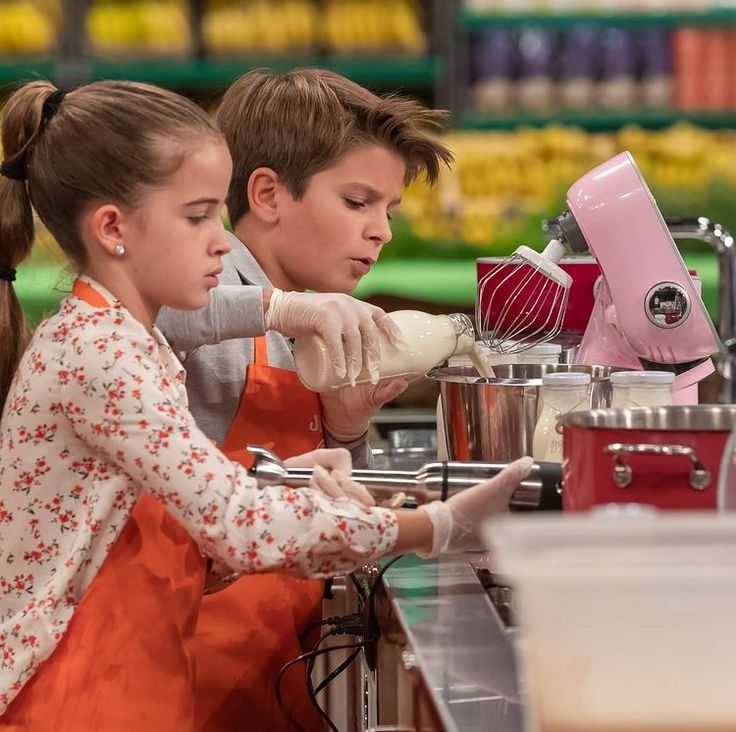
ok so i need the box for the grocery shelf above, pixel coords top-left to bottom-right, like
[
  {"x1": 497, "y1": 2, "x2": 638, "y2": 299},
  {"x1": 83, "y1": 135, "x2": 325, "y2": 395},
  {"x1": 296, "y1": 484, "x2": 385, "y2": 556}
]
[
  {"x1": 0, "y1": 59, "x2": 53, "y2": 85},
  {"x1": 461, "y1": 109, "x2": 736, "y2": 131},
  {"x1": 0, "y1": 56, "x2": 439, "y2": 93},
  {"x1": 461, "y1": 7, "x2": 736, "y2": 29},
  {"x1": 89, "y1": 55, "x2": 440, "y2": 89}
]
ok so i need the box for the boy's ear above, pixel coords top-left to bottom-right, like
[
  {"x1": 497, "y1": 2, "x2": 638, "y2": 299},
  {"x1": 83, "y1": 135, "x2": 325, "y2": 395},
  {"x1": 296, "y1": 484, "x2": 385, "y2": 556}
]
[
  {"x1": 247, "y1": 167, "x2": 281, "y2": 224},
  {"x1": 86, "y1": 204, "x2": 126, "y2": 258}
]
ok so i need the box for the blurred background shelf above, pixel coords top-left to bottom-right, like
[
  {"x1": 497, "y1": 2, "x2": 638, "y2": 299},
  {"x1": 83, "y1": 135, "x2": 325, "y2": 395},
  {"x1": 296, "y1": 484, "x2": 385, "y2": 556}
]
[
  {"x1": 461, "y1": 109, "x2": 736, "y2": 131},
  {"x1": 461, "y1": 8, "x2": 736, "y2": 29},
  {"x1": 0, "y1": 59, "x2": 53, "y2": 83},
  {"x1": 88, "y1": 55, "x2": 441, "y2": 89}
]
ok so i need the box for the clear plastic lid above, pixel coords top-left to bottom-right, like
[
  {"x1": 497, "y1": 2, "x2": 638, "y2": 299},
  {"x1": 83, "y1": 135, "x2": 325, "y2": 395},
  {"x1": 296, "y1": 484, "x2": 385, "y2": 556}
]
[
  {"x1": 610, "y1": 371, "x2": 633, "y2": 386},
  {"x1": 626, "y1": 370, "x2": 675, "y2": 386},
  {"x1": 541, "y1": 372, "x2": 591, "y2": 387},
  {"x1": 524, "y1": 343, "x2": 562, "y2": 356}
]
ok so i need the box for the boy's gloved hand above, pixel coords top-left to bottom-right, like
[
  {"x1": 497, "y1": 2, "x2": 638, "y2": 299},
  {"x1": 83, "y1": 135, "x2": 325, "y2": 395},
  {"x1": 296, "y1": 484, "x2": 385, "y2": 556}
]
[
  {"x1": 417, "y1": 457, "x2": 534, "y2": 557},
  {"x1": 320, "y1": 378, "x2": 409, "y2": 442},
  {"x1": 284, "y1": 448, "x2": 374, "y2": 506},
  {"x1": 264, "y1": 289, "x2": 403, "y2": 386}
]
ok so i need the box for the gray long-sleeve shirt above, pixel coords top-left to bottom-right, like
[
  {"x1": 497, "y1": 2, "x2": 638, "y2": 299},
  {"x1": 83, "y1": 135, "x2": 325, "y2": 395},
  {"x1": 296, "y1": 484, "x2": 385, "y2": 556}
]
[{"x1": 157, "y1": 232, "x2": 370, "y2": 466}]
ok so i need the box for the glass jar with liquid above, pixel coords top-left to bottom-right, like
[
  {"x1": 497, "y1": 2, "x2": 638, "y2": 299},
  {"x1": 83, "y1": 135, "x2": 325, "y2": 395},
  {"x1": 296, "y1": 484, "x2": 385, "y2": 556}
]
[
  {"x1": 294, "y1": 310, "x2": 481, "y2": 391},
  {"x1": 610, "y1": 370, "x2": 674, "y2": 408},
  {"x1": 532, "y1": 372, "x2": 591, "y2": 463}
]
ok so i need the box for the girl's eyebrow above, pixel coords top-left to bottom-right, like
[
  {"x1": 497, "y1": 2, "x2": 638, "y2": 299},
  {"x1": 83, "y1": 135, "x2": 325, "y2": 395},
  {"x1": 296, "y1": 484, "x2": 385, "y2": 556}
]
[
  {"x1": 344, "y1": 183, "x2": 401, "y2": 207},
  {"x1": 184, "y1": 197, "x2": 220, "y2": 207}
]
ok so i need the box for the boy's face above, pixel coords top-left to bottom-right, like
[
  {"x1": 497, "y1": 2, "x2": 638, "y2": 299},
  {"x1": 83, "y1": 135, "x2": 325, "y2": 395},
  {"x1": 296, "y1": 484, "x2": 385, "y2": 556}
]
[
  {"x1": 121, "y1": 139, "x2": 233, "y2": 315},
  {"x1": 272, "y1": 145, "x2": 405, "y2": 293}
]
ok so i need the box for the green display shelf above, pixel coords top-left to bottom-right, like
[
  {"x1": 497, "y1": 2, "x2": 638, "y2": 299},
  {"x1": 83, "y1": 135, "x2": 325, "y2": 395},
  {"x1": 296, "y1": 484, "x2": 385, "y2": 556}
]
[
  {"x1": 89, "y1": 55, "x2": 440, "y2": 89},
  {"x1": 0, "y1": 58, "x2": 53, "y2": 84},
  {"x1": 461, "y1": 109, "x2": 736, "y2": 132},
  {"x1": 0, "y1": 56, "x2": 439, "y2": 93},
  {"x1": 461, "y1": 7, "x2": 736, "y2": 29}
]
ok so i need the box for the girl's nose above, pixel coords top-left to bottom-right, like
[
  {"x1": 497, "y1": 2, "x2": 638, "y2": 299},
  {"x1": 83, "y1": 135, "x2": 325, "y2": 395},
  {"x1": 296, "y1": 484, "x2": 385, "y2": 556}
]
[{"x1": 213, "y1": 223, "x2": 231, "y2": 255}]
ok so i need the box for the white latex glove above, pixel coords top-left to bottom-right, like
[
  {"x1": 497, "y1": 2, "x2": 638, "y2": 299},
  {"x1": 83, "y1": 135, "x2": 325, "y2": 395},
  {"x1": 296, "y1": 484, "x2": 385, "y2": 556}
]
[
  {"x1": 264, "y1": 289, "x2": 403, "y2": 386},
  {"x1": 284, "y1": 448, "x2": 374, "y2": 506},
  {"x1": 320, "y1": 378, "x2": 409, "y2": 442},
  {"x1": 417, "y1": 456, "x2": 534, "y2": 557}
]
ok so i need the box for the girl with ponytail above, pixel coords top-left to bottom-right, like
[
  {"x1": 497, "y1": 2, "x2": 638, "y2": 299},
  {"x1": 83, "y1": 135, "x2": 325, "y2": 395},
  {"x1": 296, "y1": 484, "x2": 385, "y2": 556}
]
[{"x1": 0, "y1": 80, "x2": 530, "y2": 729}]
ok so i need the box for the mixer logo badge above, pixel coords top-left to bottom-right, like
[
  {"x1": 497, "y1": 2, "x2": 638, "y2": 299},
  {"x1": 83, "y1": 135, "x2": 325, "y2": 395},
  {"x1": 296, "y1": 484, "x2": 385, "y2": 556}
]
[{"x1": 644, "y1": 282, "x2": 691, "y2": 328}]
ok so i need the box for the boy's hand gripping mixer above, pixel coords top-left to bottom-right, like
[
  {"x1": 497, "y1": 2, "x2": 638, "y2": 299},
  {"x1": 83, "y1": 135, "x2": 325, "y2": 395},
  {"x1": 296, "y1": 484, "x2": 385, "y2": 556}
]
[{"x1": 546, "y1": 151, "x2": 720, "y2": 403}]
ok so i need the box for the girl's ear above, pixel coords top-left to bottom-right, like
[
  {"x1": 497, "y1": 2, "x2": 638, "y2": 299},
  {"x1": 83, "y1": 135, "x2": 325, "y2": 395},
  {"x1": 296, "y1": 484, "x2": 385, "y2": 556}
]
[
  {"x1": 86, "y1": 204, "x2": 126, "y2": 257},
  {"x1": 247, "y1": 167, "x2": 281, "y2": 224}
]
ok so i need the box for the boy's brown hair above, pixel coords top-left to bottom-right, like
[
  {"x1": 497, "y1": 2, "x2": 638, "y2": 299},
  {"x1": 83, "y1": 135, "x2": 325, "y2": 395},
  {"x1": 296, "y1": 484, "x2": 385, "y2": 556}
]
[{"x1": 216, "y1": 68, "x2": 453, "y2": 226}]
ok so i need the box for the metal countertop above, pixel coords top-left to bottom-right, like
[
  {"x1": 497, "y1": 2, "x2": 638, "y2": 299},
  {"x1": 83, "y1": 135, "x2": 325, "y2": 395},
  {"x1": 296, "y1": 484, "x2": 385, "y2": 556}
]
[{"x1": 381, "y1": 554, "x2": 526, "y2": 732}]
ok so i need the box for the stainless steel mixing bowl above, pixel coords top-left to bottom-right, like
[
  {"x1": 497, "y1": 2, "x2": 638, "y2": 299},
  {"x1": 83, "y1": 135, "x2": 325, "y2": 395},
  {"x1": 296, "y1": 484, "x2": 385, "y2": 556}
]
[{"x1": 430, "y1": 364, "x2": 623, "y2": 462}]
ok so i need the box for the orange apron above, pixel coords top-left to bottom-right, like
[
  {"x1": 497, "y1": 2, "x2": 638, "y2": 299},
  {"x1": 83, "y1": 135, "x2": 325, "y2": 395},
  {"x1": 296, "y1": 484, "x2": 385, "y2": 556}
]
[
  {"x1": 1, "y1": 280, "x2": 207, "y2": 731},
  {"x1": 195, "y1": 336, "x2": 325, "y2": 732}
]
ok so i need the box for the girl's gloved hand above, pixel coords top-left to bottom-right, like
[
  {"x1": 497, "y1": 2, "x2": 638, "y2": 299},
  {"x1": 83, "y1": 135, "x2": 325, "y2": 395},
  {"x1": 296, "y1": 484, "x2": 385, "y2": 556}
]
[
  {"x1": 320, "y1": 378, "x2": 408, "y2": 442},
  {"x1": 417, "y1": 457, "x2": 534, "y2": 557},
  {"x1": 264, "y1": 289, "x2": 403, "y2": 386},
  {"x1": 284, "y1": 448, "x2": 374, "y2": 506}
]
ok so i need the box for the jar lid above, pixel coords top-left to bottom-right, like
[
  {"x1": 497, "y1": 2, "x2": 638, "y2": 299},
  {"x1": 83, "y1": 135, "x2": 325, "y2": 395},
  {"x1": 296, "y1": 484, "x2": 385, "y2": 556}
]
[
  {"x1": 610, "y1": 371, "x2": 633, "y2": 385},
  {"x1": 542, "y1": 372, "x2": 591, "y2": 386},
  {"x1": 523, "y1": 343, "x2": 562, "y2": 356},
  {"x1": 626, "y1": 370, "x2": 676, "y2": 385}
]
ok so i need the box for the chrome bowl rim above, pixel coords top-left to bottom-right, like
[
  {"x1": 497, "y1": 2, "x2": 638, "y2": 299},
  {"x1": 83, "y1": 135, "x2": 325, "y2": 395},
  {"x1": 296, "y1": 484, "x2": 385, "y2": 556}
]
[{"x1": 428, "y1": 363, "x2": 626, "y2": 386}]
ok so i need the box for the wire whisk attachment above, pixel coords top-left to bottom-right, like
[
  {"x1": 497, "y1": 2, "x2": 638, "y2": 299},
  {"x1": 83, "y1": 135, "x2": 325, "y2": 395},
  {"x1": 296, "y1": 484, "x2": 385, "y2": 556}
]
[{"x1": 476, "y1": 239, "x2": 572, "y2": 354}]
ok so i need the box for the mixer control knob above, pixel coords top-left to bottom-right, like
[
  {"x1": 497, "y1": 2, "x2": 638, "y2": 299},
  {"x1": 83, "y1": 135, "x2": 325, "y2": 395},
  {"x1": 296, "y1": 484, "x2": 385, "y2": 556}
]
[{"x1": 644, "y1": 282, "x2": 691, "y2": 328}]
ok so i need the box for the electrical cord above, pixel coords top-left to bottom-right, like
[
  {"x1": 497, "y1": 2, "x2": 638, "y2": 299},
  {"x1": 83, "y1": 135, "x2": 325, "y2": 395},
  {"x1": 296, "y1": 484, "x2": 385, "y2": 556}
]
[
  {"x1": 298, "y1": 612, "x2": 362, "y2": 647},
  {"x1": 313, "y1": 647, "x2": 361, "y2": 696},
  {"x1": 276, "y1": 641, "x2": 365, "y2": 732},
  {"x1": 277, "y1": 556, "x2": 407, "y2": 731},
  {"x1": 305, "y1": 629, "x2": 341, "y2": 731}
]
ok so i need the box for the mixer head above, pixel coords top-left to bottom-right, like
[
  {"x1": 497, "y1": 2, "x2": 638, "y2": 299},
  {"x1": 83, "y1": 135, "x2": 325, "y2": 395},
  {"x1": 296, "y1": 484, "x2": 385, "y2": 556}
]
[{"x1": 476, "y1": 239, "x2": 572, "y2": 353}]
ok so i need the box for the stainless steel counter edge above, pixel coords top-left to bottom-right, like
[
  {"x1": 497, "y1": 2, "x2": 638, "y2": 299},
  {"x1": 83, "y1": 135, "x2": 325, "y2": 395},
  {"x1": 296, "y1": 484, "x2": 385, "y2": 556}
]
[{"x1": 380, "y1": 553, "x2": 526, "y2": 732}]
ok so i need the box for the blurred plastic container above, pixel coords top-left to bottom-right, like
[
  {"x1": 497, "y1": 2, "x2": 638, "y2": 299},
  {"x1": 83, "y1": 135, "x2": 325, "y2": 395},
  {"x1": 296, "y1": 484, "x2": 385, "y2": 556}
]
[{"x1": 484, "y1": 512, "x2": 736, "y2": 732}]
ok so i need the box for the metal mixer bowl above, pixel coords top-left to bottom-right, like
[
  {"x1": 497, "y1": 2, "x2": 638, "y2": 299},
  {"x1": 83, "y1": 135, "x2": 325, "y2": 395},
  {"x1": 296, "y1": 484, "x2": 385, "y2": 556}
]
[{"x1": 430, "y1": 364, "x2": 624, "y2": 462}]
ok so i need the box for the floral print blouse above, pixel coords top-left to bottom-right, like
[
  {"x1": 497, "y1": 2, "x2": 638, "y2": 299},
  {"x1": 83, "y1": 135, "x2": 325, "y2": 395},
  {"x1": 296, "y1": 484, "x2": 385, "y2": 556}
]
[{"x1": 0, "y1": 277, "x2": 398, "y2": 713}]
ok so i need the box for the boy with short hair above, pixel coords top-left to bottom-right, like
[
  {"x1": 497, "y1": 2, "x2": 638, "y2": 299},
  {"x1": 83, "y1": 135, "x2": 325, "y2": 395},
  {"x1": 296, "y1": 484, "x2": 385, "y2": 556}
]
[{"x1": 158, "y1": 67, "x2": 452, "y2": 730}]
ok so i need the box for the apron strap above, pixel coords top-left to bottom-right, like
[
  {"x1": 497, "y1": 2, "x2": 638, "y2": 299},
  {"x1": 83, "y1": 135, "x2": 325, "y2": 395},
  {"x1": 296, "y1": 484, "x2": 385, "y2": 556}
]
[
  {"x1": 253, "y1": 336, "x2": 269, "y2": 367},
  {"x1": 72, "y1": 279, "x2": 111, "y2": 308}
]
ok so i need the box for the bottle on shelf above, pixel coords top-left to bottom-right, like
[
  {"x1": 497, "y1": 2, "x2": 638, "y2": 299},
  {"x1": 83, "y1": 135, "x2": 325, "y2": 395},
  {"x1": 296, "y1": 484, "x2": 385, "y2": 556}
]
[
  {"x1": 639, "y1": 28, "x2": 673, "y2": 109},
  {"x1": 517, "y1": 28, "x2": 556, "y2": 112},
  {"x1": 294, "y1": 310, "x2": 478, "y2": 391},
  {"x1": 532, "y1": 372, "x2": 591, "y2": 463},
  {"x1": 598, "y1": 28, "x2": 639, "y2": 109},
  {"x1": 559, "y1": 26, "x2": 599, "y2": 110},
  {"x1": 471, "y1": 28, "x2": 517, "y2": 113}
]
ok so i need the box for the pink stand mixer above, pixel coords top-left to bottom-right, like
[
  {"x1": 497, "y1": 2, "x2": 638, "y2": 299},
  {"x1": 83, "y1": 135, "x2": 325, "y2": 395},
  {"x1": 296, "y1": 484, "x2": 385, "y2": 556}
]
[{"x1": 480, "y1": 151, "x2": 721, "y2": 404}]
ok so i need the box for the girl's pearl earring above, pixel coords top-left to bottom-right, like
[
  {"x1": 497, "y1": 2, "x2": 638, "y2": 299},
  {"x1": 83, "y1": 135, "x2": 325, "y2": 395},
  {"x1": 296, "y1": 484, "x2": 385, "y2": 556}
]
[{"x1": 113, "y1": 244, "x2": 125, "y2": 257}]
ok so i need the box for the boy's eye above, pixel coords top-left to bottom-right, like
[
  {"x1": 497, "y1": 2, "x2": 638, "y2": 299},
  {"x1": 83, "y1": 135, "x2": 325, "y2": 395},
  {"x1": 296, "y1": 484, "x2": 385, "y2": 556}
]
[
  {"x1": 188, "y1": 215, "x2": 208, "y2": 225},
  {"x1": 344, "y1": 198, "x2": 365, "y2": 210}
]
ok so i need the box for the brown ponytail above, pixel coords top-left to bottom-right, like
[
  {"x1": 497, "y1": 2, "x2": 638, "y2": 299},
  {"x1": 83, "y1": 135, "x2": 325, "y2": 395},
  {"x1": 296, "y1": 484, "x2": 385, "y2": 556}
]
[
  {"x1": 0, "y1": 80, "x2": 222, "y2": 411},
  {"x1": 0, "y1": 81, "x2": 52, "y2": 411}
]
